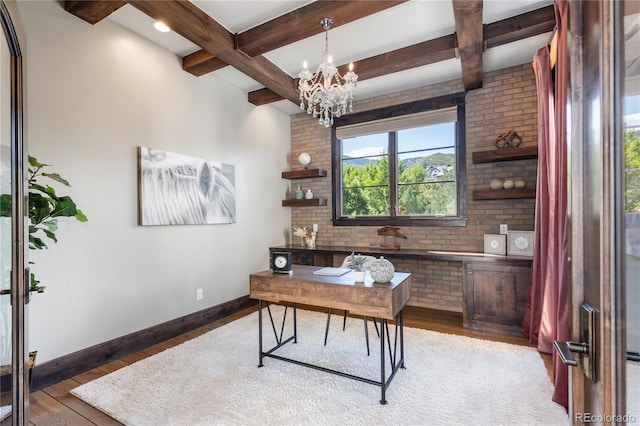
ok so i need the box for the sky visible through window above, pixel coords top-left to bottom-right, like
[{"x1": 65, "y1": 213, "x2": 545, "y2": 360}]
[
  {"x1": 624, "y1": 94, "x2": 640, "y2": 127},
  {"x1": 343, "y1": 123, "x2": 455, "y2": 159}
]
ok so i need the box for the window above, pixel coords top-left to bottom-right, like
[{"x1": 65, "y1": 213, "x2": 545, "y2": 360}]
[{"x1": 331, "y1": 94, "x2": 467, "y2": 227}]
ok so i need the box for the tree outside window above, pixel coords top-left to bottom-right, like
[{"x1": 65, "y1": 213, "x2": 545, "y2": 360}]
[{"x1": 625, "y1": 127, "x2": 640, "y2": 212}]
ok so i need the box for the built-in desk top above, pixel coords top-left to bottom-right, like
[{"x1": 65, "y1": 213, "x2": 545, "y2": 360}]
[{"x1": 269, "y1": 244, "x2": 533, "y2": 266}]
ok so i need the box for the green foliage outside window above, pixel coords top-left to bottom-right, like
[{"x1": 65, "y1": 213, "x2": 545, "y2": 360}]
[
  {"x1": 342, "y1": 152, "x2": 456, "y2": 217},
  {"x1": 626, "y1": 128, "x2": 640, "y2": 212},
  {"x1": 342, "y1": 155, "x2": 389, "y2": 216},
  {"x1": 397, "y1": 155, "x2": 456, "y2": 215}
]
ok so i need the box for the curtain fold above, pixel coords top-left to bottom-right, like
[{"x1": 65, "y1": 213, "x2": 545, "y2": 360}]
[{"x1": 520, "y1": 0, "x2": 569, "y2": 408}]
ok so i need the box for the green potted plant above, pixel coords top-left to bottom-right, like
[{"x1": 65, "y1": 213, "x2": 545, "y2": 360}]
[
  {"x1": 346, "y1": 251, "x2": 367, "y2": 282},
  {"x1": 0, "y1": 155, "x2": 88, "y2": 291}
]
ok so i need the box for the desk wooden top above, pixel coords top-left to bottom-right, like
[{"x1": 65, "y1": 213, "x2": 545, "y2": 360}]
[{"x1": 249, "y1": 265, "x2": 411, "y2": 319}]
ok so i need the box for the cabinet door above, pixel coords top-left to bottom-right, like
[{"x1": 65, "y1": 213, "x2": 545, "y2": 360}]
[
  {"x1": 292, "y1": 252, "x2": 314, "y2": 265},
  {"x1": 463, "y1": 262, "x2": 531, "y2": 335},
  {"x1": 291, "y1": 252, "x2": 332, "y2": 266}
]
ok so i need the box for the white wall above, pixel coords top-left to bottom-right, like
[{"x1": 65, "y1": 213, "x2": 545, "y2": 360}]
[{"x1": 18, "y1": 0, "x2": 292, "y2": 362}]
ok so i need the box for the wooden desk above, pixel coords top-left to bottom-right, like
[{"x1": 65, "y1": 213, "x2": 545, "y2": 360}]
[
  {"x1": 250, "y1": 265, "x2": 411, "y2": 319},
  {"x1": 249, "y1": 265, "x2": 412, "y2": 404}
]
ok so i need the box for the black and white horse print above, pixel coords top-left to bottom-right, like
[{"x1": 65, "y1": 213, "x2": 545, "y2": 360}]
[{"x1": 139, "y1": 147, "x2": 236, "y2": 225}]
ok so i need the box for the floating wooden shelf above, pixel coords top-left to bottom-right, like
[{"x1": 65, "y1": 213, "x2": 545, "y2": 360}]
[
  {"x1": 472, "y1": 145, "x2": 538, "y2": 164},
  {"x1": 282, "y1": 198, "x2": 327, "y2": 207},
  {"x1": 281, "y1": 169, "x2": 327, "y2": 179},
  {"x1": 472, "y1": 188, "x2": 536, "y2": 200}
]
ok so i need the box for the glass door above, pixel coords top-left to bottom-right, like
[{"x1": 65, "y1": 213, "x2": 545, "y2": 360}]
[
  {"x1": 0, "y1": 1, "x2": 28, "y2": 424},
  {"x1": 623, "y1": 1, "x2": 640, "y2": 419},
  {"x1": 0, "y1": 17, "x2": 14, "y2": 412},
  {"x1": 0, "y1": 18, "x2": 11, "y2": 419}
]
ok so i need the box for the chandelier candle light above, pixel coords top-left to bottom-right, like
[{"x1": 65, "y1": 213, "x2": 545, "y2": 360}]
[{"x1": 298, "y1": 17, "x2": 358, "y2": 128}]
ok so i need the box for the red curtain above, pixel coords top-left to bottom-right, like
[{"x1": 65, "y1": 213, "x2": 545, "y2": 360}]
[{"x1": 520, "y1": 0, "x2": 569, "y2": 408}]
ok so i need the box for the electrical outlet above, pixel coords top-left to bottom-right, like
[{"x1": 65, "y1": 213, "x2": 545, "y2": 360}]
[
  {"x1": 196, "y1": 288, "x2": 203, "y2": 300},
  {"x1": 500, "y1": 224, "x2": 508, "y2": 235}
]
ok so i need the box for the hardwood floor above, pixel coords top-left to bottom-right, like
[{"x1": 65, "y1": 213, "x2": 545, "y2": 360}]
[{"x1": 4, "y1": 304, "x2": 553, "y2": 426}]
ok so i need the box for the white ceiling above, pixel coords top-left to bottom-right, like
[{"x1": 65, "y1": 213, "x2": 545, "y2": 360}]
[{"x1": 107, "y1": 0, "x2": 554, "y2": 115}]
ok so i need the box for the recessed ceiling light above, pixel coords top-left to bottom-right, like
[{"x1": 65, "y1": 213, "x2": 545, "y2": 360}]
[{"x1": 153, "y1": 21, "x2": 170, "y2": 33}]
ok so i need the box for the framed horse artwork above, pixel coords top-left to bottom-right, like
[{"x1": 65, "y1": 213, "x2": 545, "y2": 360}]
[{"x1": 137, "y1": 146, "x2": 236, "y2": 226}]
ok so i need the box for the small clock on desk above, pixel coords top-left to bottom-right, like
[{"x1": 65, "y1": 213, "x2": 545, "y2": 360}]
[{"x1": 271, "y1": 251, "x2": 292, "y2": 274}]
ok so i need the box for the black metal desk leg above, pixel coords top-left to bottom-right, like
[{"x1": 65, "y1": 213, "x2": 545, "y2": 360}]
[
  {"x1": 258, "y1": 299, "x2": 264, "y2": 367},
  {"x1": 380, "y1": 318, "x2": 387, "y2": 405},
  {"x1": 324, "y1": 308, "x2": 332, "y2": 346},
  {"x1": 364, "y1": 316, "x2": 371, "y2": 356},
  {"x1": 293, "y1": 303, "x2": 298, "y2": 343},
  {"x1": 400, "y1": 310, "x2": 405, "y2": 368}
]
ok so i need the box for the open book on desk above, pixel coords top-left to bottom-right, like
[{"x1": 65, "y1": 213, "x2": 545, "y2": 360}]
[{"x1": 312, "y1": 267, "x2": 352, "y2": 277}]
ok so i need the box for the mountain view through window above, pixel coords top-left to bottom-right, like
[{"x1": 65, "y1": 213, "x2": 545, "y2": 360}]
[{"x1": 341, "y1": 122, "x2": 456, "y2": 217}]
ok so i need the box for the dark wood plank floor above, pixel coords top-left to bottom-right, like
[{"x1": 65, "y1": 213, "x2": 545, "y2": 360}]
[{"x1": 5, "y1": 305, "x2": 553, "y2": 426}]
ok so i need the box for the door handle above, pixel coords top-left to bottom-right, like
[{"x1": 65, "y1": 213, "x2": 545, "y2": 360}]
[
  {"x1": 553, "y1": 341, "x2": 588, "y2": 366},
  {"x1": 552, "y1": 303, "x2": 597, "y2": 381}
]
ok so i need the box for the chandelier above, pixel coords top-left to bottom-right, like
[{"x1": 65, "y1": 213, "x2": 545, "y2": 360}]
[{"x1": 298, "y1": 17, "x2": 358, "y2": 128}]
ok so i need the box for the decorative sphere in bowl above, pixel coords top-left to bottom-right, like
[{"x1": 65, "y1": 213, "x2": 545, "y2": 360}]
[{"x1": 490, "y1": 178, "x2": 504, "y2": 190}]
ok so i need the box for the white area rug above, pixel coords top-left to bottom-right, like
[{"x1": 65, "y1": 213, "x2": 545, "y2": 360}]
[{"x1": 71, "y1": 307, "x2": 568, "y2": 425}]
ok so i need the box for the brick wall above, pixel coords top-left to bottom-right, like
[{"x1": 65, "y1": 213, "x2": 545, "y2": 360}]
[{"x1": 288, "y1": 64, "x2": 538, "y2": 312}]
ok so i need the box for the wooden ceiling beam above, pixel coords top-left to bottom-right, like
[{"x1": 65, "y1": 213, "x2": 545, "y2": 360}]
[
  {"x1": 249, "y1": 34, "x2": 456, "y2": 106},
  {"x1": 346, "y1": 34, "x2": 457, "y2": 81},
  {"x1": 128, "y1": 0, "x2": 299, "y2": 105},
  {"x1": 64, "y1": 1, "x2": 127, "y2": 25},
  {"x1": 238, "y1": 1, "x2": 407, "y2": 57},
  {"x1": 183, "y1": 0, "x2": 406, "y2": 77},
  {"x1": 182, "y1": 50, "x2": 227, "y2": 77},
  {"x1": 484, "y1": 4, "x2": 555, "y2": 49},
  {"x1": 452, "y1": 0, "x2": 484, "y2": 91},
  {"x1": 248, "y1": 88, "x2": 289, "y2": 107}
]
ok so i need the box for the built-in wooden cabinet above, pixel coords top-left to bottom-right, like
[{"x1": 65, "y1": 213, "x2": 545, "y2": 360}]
[
  {"x1": 471, "y1": 145, "x2": 537, "y2": 201},
  {"x1": 463, "y1": 261, "x2": 531, "y2": 335},
  {"x1": 281, "y1": 168, "x2": 327, "y2": 207}
]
